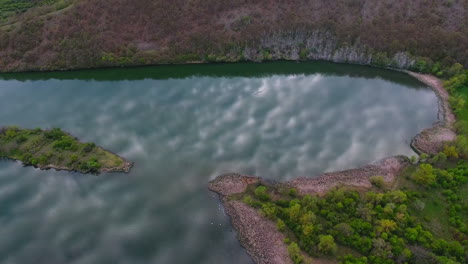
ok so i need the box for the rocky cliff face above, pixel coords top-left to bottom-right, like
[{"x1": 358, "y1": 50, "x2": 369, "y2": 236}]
[{"x1": 242, "y1": 31, "x2": 415, "y2": 69}]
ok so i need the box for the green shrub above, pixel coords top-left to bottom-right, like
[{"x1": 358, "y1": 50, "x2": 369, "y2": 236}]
[
  {"x1": 420, "y1": 153, "x2": 429, "y2": 162},
  {"x1": 83, "y1": 142, "x2": 95, "y2": 153},
  {"x1": 277, "y1": 219, "x2": 286, "y2": 232},
  {"x1": 79, "y1": 158, "x2": 101, "y2": 172},
  {"x1": 411, "y1": 57, "x2": 433, "y2": 73},
  {"x1": 15, "y1": 134, "x2": 27, "y2": 143},
  {"x1": 54, "y1": 0, "x2": 73, "y2": 11},
  {"x1": 444, "y1": 71, "x2": 467, "y2": 92},
  {"x1": 454, "y1": 121, "x2": 468, "y2": 134},
  {"x1": 413, "y1": 164, "x2": 436, "y2": 186},
  {"x1": 299, "y1": 48, "x2": 308, "y2": 60},
  {"x1": 453, "y1": 136, "x2": 468, "y2": 158},
  {"x1": 318, "y1": 235, "x2": 337, "y2": 255},
  {"x1": 445, "y1": 63, "x2": 464, "y2": 78},
  {"x1": 5, "y1": 128, "x2": 17, "y2": 139},
  {"x1": 430, "y1": 152, "x2": 447, "y2": 164},
  {"x1": 31, "y1": 128, "x2": 42, "y2": 134},
  {"x1": 20, "y1": 153, "x2": 32, "y2": 164},
  {"x1": 38, "y1": 154, "x2": 49, "y2": 165},
  {"x1": 261, "y1": 203, "x2": 277, "y2": 219},
  {"x1": 254, "y1": 186, "x2": 270, "y2": 201},
  {"x1": 370, "y1": 176, "x2": 385, "y2": 188},
  {"x1": 30, "y1": 158, "x2": 38, "y2": 166},
  {"x1": 443, "y1": 146, "x2": 459, "y2": 159},
  {"x1": 86, "y1": 158, "x2": 101, "y2": 171},
  {"x1": 287, "y1": 242, "x2": 303, "y2": 264},
  {"x1": 243, "y1": 195, "x2": 254, "y2": 205},
  {"x1": 262, "y1": 50, "x2": 272, "y2": 61},
  {"x1": 70, "y1": 154, "x2": 78, "y2": 162},
  {"x1": 45, "y1": 128, "x2": 66, "y2": 140},
  {"x1": 53, "y1": 136, "x2": 78, "y2": 151},
  {"x1": 372, "y1": 52, "x2": 391, "y2": 67},
  {"x1": 289, "y1": 188, "x2": 297, "y2": 197},
  {"x1": 341, "y1": 255, "x2": 368, "y2": 264},
  {"x1": 448, "y1": 96, "x2": 465, "y2": 114}
]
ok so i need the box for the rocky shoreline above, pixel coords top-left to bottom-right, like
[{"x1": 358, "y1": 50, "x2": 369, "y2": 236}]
[
  {"x1": 406, "y1": 72, "x2": 456, "y2": 155},
  {"x1": 37, "y1": 159, "x2": 134, "y2": 174},
  {"x1": 1, "y1": 154, "x2": 134, "y2": 174},
  {"x1": 285, "y1": 156, "x2": 408, "y2": 196},
  {"x1": 208, "y1": 174, "x2": 292, "y2": 264},
  {"x1": 224, "y1": 199, "x2": 293, "y2": 264},
  {"x1": 208, "y1": 72, "x2": 456, "y2": 264}
]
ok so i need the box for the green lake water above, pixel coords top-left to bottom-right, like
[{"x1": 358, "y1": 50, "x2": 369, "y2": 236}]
[{"x1": 0, "y1": 61, "x2": 438, "y2": 263}]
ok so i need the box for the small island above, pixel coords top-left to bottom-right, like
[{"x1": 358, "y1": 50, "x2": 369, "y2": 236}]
[{"x1": 0, "y1": 126, "x2": 132, "y2": 174}]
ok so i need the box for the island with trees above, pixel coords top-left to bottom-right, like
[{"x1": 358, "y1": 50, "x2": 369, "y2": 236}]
[{"x1": 0, "y1": 126, "x2": 132, "y2": 174}]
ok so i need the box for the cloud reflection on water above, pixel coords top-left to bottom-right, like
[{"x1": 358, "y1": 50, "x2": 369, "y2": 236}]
[{"x1": 0, "y1": 65, "x2": 437, "y2": 263}]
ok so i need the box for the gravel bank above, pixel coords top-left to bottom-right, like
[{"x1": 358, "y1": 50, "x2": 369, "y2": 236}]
[
  {"x1": 209, "y1": 174, "x2": 292, "y2": 264},
  {"x1": 406, "y1": 72, "x2": 456, "y2": 155},
  {"x1": 208, "y1": 173, "x2": 259, "y2": 196},
  {"x1": 285, "y1": 156, "x2": 409, "y2": 196},
  {"x1": 223, "y1": 200, "x2": 293, "y2": 264}
]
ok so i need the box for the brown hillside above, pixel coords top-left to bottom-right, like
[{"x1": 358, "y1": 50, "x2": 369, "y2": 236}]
[{"x1": 0, "y1": 0, "x2": 466, "y2": 71}]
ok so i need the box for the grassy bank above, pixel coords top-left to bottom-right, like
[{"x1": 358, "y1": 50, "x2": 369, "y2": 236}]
[
  {"x1": 446, "y1": 70, "x2": 468, "y2": 129},
  {"x1": 0, "y1": 126, "x2": 129, "y2": 173},
  {"x1": 442, "y1": 70, "x2": 468, "y2": 159}
]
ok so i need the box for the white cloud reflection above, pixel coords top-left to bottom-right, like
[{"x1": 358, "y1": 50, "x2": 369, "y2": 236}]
[{"x1": 0, "y1": 71, "x2": 438, "y2": 263}]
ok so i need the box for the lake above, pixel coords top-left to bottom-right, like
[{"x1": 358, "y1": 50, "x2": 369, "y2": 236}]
[{"x1": 0, "y1": 62, "x2": 437, "y2": 263}]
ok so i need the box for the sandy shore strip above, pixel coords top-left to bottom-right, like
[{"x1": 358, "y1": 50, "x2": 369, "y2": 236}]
[
  {"x1": 284, "y1": 156, "x2": 408, "y2": 196},
  {"x1": 406, "y1": 72, "x2": 455, "y2": 126},
  {"x1": 406, "y1": 72, "x2": 456, "y2": 155}
]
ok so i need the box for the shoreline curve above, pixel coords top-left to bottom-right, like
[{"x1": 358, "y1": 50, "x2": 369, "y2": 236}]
[{"x1": 208, "y1": 71, "x2": 457, "y2": 264}]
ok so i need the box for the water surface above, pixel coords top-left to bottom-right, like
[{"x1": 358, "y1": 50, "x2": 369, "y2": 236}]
[{"x1": 0, "y1": 62, "x2": 437, "y2": 263}]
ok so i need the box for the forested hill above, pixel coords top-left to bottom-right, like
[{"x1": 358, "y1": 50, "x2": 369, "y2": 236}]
[{"x1": 0, "y1": 0, "x2": 466, "y2": 72}]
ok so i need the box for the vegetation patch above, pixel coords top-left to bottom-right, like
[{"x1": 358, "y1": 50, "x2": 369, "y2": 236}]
[
  {"x1": 239, "y1": 160, "x2": 467, "y2": 264},
  {"x1": 446, "y1": 70, "x2": 468, "y2": 130},
  {"x1": 1, "y1": 0, "x2": 56, "y2": 20},
  {"x1": 0, "y1": 126, "x2": 130, "y2": 173}
]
